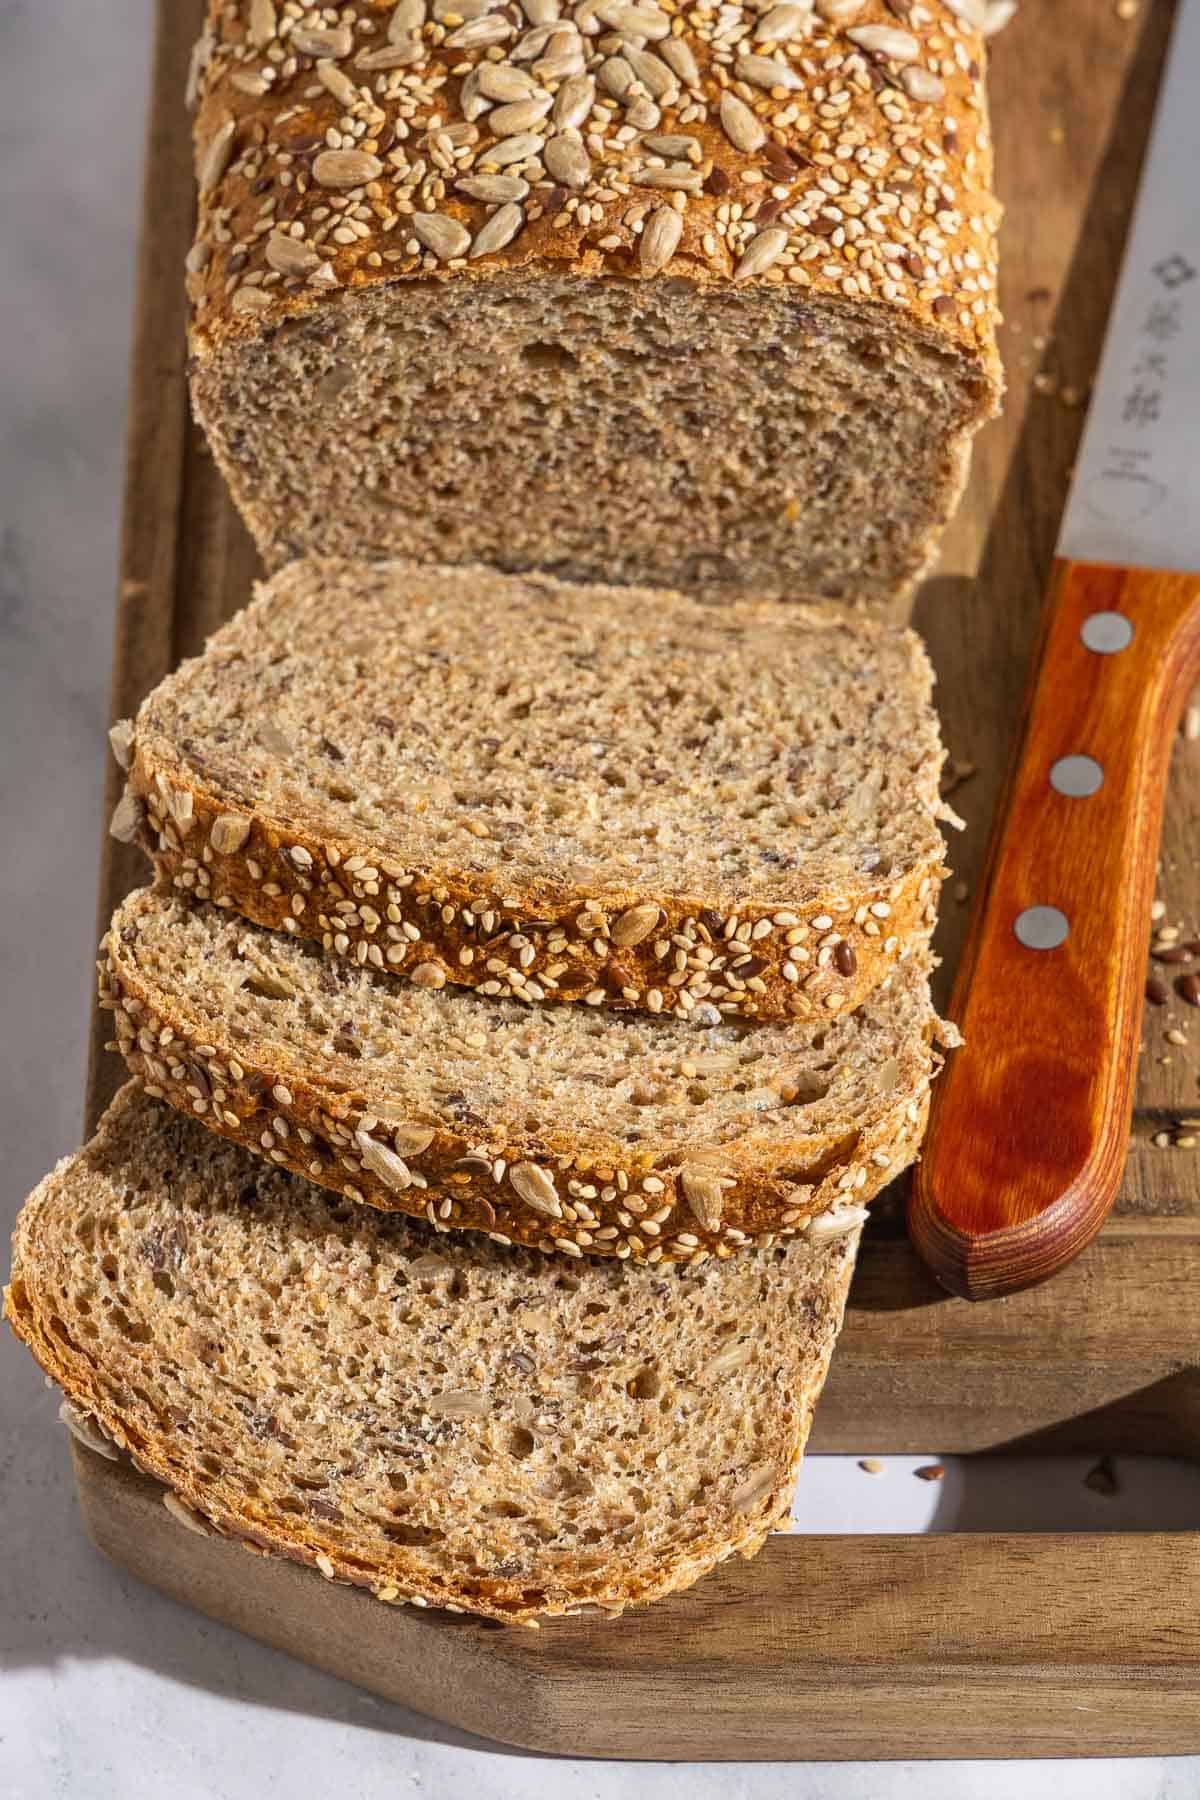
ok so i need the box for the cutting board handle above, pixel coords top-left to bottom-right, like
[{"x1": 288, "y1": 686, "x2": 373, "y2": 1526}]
[{"x1": 910, "y1": 559, "x2": 1200, "y2": 1300}]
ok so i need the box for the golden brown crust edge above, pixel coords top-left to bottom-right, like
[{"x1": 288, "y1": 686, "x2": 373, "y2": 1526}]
[
  {"x1": 117, "y1": 737, "x2": 947, "y2": 1027},
  {"x1": 4, "y1": 1088, "x2": 859, "y2": 1622},
  {"x1": 186, "y1": 0, "x2": 1002, "y2": 392}
]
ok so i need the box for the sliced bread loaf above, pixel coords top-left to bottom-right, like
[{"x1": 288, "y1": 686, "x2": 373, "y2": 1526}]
[
  {"x1": 6, "y1": 1087, "x2": 860, "y2": 1622},
  {"x1": 111, "y1": 558, "x2": 950, "y2": 1025},
  {"x1": 186, "y1": 1, "x2": 1001, "y2": 605},
  {"x1": 101, "y1": 888, "x2": 946, "y2": 1261}
]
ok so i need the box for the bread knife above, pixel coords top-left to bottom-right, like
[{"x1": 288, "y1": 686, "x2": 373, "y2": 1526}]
[{"x1": 910, "y1": 0, "x2": 1200, "y2": 1300}]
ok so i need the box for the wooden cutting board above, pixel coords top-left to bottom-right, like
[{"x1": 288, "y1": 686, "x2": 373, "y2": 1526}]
[{"x1": 76, "y1": 0, "x2": 1200, "y2": 1759}]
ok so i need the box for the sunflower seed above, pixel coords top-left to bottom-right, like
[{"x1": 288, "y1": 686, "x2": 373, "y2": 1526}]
[
  {"x1": 477, "y1": 63, "x2": 542, "y2": 101},
  {"x1": 427, "y1": 1389, "x2": 490, "y2": 1418},
  {"x1": 598, "y1": 54, "x2": 636, "y2": 98},
  {"x1": 312, "y1": 148, "x2": 384, "y2": 188},
  {"x1": 640, "y1": 164, "x2": 704, "y2": 192},
  {"x1": 754, "y1": 1, "x2": 812, "y2": 38},
  {"x1": 470, "y1": 202, "x2": 526, "y2": 256},
  {"x1": 552, "y1": 73, "x2": 595, "y2": 128},
  {"x1": 210, "y1": 812, "x2": 251, "y2": 854},
  {"x1": 735, "y1": 52, "x2": 802, "y2": 90},
  {"x1": 708, "y1": 1340, "x2": 755, "y2": 1377},
  {"x1": 595, "y1": 0, "x2": 671, "y2": 38},
  {"x1": 109, "y1": 791, "x2": 143, "y2": 844},
  {"x1": 512, "y1": 23, "x2": 557, "y2": 57},
  {"x1": 487, "y1": 95, "x2": 553, "y2": 134},
  {"x1": 543, "y1": 136, "x2": 591, "y2": 187},
  {"x1": 720, "y1": 90, "x2": 766, "y2": 152},
  {"x1": 315, "y1": 58, "x2": 359, "y2": 105},
  {"x1": 265, "y1": 232, "x2": 321, "y2": 277},
  {"x1": 681, "y1": 1169, "x2": 727, "y2": 1232},
  {"x1": 390, "y1": 1123, "x2": 437, "y2": 1156},
  {"x1": 534, "y1": 35, "x2": 587, "y2": 79},
  {"x1": 59, "y1": 1401, "x2": 120, "y2": 1462},
  {"x1": 231, "y1": 287, "x2": 273, "y2": 316},
  {"x1": 806, "y1": 1204, "x2": 869, "y2": 1241},
  {"x1": 643, "y1": 132, "x2": 698, "y2": 159},
  {"x1": 163, "y1": 1492, "x2": 211, "y2": 1537},
  {"x1": 612, "y1": 903, "x2": 662, "y2": 946},
  {"x1": 521, "y1": 0, "x2": 562, "y2": 19},
  {"x1": 108, "y1": 719, "x2": 135, "y2": 771},
  {"x1": 625, "y1": 95, "x2": 661, "y2": 130},
  {"x1": 983, "y1": 0, "x2": 1017, "y2": 35},
  {"x1": 459, "y1": 69, "x2": 490, "y2": 120},
  {"x1": 249, "y1": 0, "x2": 278, "y2": 49},
  {"x1": 198, "y1": 117, "x2": 236, "y2": 194},
  {"x1": 658, "y1": 36, "x2": 699, "y2": 84},
  {"x1": 355, "y1": 1131, "x2": 413, "y2": 1193},
  {"x1": 444, "y1": 13, "x2": 514, "y2": 45},
  {"x1": 457, "y1": 172, "x2": 530, "y2": 202},
  {"x1": 944, "y1": 0, "x2": 986, "y2": 26},
  {"x1": 625, "y1": 46, "x2": 677, "y2": 98},
  {"x1": 899, "y1": 64, "x2": 945, "y2": 102},
  {"x1": 411, "y1": 212, "x2": 471, "y2": 259},
  {"x1": 291, "y1": 24, "x2": 353, "y2": 57},
  {"x1": 510, "y1": 1162, "x2": 563, "y2": 1218},
  {"x1": 357, "y1": 41, "x2": 424, "y2": 67},
  {"x1": 410, "y1": 955, "x2": 451, "y2": 984},
  {"x1": 485, "y1": 132, "x2": 545, "y2": 166},
  {"x1": 434, "y1": 0, "x2": 499, "y2": 15},
  {"x1": 734, "y1": 224, "x2": 788, "y2": 279},
  {"x1": 846, "y1": 22, "x2": 919, "y2": 59},
  {"x1": 389, "y1": 0, "x2": 428, "y2": 38},
  {"x1": 732, "y1": 1464, "x2": 777, "y2": 1513}
]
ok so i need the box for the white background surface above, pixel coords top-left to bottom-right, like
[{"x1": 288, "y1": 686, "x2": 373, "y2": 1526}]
[{"x1": 1, "y1": 5, "x2": 1198, "y2": 1795}]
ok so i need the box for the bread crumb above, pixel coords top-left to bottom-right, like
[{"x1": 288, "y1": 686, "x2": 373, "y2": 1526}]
[
  {"x1": 858, "y1": 1457, "x2": 885, "y2": 1475},
  {"x1": 914, "y1": 1463, "x2": 945, "y2": 1482}
]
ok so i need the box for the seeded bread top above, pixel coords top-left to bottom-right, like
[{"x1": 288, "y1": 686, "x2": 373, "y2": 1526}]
[
  {"x1": 187, "y1": 0, "x2": 1001, "y2": 384},
  {"x1": 127, "y1": 557, "x2": 947, "y2": 912},
  {"x1": 6, "y1": 1086, "x2": 859, "y2": 1620}
]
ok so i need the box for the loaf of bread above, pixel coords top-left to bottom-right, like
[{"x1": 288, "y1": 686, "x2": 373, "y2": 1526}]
[
  {"x1": 101, "y1": 887, "x2": 946, "y2": 1260},
  {"x1": 111, "y1": 558, "x2": 950, "y2": 1024},
  {"x1": 186, "y1": 1, "x2": 1001, "y2": 604},
  {"x1": 6, "y1": 1086, "x2": 860, "y2": 1622}
]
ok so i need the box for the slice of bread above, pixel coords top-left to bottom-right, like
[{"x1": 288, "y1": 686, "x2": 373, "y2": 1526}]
[
  {"x1": 112, "y1": 558, "x2": 950, "y2": 1024},
  {"x1": 5, "y1": 1087, "x2": 860, "y2": 1623},
  {"x1": 101, "y1": 888, "x2": 947, "y2": 1262}
]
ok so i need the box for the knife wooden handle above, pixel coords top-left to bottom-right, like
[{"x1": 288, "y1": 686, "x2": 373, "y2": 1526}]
[{"x1": 910, "y1": 559, "x2": 1200, "y2": 1300}]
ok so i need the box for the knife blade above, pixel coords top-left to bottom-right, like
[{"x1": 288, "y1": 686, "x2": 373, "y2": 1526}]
[{"x1": 910, "y1": 0, "x2": 1200, "y2": 1300}]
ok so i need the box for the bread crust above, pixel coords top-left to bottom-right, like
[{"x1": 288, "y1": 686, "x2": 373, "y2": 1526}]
[
  {"x1": 5, "y1": 1087, "x2": 859, "y2": 1622},
  {"x1": 101, "y1": 890, "x2": 940, "y2": 1261},
  {"x1": 186, "y1": 1, "x2": 1002, "y2": 382}
]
